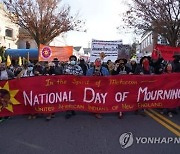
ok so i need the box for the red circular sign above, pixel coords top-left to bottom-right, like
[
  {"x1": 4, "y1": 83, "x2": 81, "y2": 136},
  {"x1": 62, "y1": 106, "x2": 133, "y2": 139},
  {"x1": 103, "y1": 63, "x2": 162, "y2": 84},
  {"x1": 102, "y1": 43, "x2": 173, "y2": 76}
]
[{"x1": 41, "y1": 47, "x2": 52, "y2": 59}]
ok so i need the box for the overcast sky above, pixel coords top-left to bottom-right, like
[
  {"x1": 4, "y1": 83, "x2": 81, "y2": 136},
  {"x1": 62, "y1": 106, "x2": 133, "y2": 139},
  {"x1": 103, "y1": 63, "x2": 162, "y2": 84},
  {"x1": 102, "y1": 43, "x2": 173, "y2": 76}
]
[
  {"x1": 58, "y1": 0, "x2": 134, "y2": 47},
  {"x1": 0, "y1": 0, "x2": 135, "y2": 47}
]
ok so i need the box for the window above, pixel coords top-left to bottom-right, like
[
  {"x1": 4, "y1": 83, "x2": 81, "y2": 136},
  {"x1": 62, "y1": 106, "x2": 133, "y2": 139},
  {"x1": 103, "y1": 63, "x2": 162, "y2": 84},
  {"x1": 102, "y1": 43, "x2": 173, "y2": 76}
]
[
  {"x1": 5, "y1": 28, "x2": 13, "y2": 38},
  {"x1": 149, "y1": 34, "x2": 152, "y2": 44},
  {"x1": 146, "y1": 38, "x2": 149, "y2": 46},
  {"x1": 26, "y1": 41, "x2": 31, "y2": 49},
  {"x1": 160, "y1": 37, "x2": 167, "y2": 45}
]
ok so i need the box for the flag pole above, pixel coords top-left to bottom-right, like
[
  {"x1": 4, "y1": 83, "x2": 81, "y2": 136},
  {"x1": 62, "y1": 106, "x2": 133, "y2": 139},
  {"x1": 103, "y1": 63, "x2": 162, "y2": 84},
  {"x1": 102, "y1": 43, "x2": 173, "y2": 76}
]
[{"x1": 27, "y1": 52, "x2": 29, "y2": 63}]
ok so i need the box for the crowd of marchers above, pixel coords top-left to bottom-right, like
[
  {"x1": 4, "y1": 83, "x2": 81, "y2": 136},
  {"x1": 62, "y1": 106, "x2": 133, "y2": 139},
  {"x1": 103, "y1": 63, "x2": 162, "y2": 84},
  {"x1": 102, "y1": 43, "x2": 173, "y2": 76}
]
[{"x1": 0, "y1": 52, "x2": 179, "y2": 122}]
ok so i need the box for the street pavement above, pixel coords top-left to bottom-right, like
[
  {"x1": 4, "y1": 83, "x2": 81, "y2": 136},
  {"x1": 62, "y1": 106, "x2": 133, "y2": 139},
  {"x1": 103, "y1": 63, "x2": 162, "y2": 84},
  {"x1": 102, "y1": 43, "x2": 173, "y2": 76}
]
[{"x1": 0, "y1": 109, "x2": 179, "y2": 154}]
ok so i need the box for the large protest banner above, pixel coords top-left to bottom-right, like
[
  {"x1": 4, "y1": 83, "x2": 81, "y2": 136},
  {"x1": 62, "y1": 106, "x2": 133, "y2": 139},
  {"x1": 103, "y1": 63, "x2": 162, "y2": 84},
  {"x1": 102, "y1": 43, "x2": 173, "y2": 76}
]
[
  {"x1": 0, "y1": 74, "x2": 180, "y2": 117},
  {"x1": 152, "y1": 44, "x2": 180, "y2": 61},
  {"x1": 90, "y1": 39, "x2": 122, "y2": 62},
  {"x1": 38, "y1": 44, "x2": 73, "y2": 61}
]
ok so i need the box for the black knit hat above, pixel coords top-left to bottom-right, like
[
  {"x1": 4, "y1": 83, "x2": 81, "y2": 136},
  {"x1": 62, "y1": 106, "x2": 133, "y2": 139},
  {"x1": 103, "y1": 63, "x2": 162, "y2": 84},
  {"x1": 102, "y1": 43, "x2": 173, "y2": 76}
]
[
  {"x1": 117, "y1": 58, "x2": 127, "y2": 64},
  {"x1": 69, "y1": 55, "x2": 77, "y2": 61},
  {"x1": 140, "y1": 56, "x2": 151, "y2": 65},
  {"x1": 52, "y1": 58, "x2": 59, "y2": 62}
]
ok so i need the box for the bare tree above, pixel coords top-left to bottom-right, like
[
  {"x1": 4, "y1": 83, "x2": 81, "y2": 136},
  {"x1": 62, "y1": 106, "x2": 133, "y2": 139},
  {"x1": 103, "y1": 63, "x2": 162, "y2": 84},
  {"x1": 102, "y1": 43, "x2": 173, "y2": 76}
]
[
  {"x1": 121, "y1": 0, "x2": 180, "y2": 47},
  {"x1": 3, "y1": 0, "x2": 85, "y2": 47}
]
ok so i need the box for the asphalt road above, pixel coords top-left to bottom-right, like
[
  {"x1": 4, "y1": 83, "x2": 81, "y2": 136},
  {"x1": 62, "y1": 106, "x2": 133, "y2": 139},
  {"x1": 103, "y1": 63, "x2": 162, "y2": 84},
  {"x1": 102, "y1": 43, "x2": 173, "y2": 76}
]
[{"x1": 0, "y1": 109, "x2": 179, "y2": 154}]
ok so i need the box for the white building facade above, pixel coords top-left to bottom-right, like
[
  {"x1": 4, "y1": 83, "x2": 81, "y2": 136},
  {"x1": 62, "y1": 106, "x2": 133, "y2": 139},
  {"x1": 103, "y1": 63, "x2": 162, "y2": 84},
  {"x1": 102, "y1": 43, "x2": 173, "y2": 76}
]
[
  {"x1": 138, "y1": 31, "x2": 168, "y2": 56},
  {"x1": 18, "y1": 28, "x2": 37, "y2": 49},
  {"x1": 0, "y1": 3, "x2": 19, "y2": 49}
]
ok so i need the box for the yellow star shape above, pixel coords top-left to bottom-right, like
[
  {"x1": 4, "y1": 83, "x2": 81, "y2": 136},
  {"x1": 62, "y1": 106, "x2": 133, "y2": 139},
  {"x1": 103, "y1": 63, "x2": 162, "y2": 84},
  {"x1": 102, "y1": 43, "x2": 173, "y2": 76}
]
[{"x1": 0, "y1": 81, "x2": 20, "y2": 112}]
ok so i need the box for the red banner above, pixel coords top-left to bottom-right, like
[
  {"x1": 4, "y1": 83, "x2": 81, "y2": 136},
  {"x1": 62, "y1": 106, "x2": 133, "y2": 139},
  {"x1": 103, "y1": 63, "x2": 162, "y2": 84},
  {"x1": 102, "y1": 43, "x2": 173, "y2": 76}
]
[
  {"x1": 0, "y1": 74, "x2": 180, "y2": 117},
  {"x1": 152, "y1": 44, "x2": 180, "y2": 61},
  {"x1": 38, "y1": 44, "x2": 73, "y2": 61}
]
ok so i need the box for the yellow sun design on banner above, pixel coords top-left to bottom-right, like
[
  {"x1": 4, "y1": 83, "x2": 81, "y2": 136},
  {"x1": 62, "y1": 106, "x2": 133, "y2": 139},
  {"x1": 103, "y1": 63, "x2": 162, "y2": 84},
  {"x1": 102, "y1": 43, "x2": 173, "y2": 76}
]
[{"x1": 0, "y1": 82, "x2": 20, "y2": 112}]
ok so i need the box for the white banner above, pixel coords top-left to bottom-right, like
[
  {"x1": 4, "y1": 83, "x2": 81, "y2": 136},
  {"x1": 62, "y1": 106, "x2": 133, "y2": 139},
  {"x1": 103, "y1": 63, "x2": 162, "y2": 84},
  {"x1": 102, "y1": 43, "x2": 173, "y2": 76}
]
[{"x1": 90, "y1": 39, "x2": 122, "y2": 62}]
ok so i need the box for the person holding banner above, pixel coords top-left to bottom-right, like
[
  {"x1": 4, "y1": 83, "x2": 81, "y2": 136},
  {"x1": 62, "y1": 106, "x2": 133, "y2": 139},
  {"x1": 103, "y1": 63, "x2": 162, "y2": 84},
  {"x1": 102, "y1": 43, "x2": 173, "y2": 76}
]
[
  {"x1": 135, "y1": 56, "x2": 154, "y2": 75},
  {"x1": 106, "y1": 60, "x2": 115, "y2": 75},
  {"x1": 42, "y1": 60, "x2": 63, "y2": 121},
  {"x1": 129, "y1": 58, "x2": 138, "y2": 74},
  {"x1": 111, "y1": 58, "x2": 131, "y2": 118},
  {"x1": 111, "y1": 58, "x2": 131, "y2": 75},
  {"x1": 172, "y1": 53, "x2": 180, "y2": 72},
  {"x1": 134, "y1": 56, "x2": 154, "y2": 116},
  {"x1": 42, "y1": 62, "x2": 55, "y2": 75},
  {"x1": 79, "y1": 58, "x2": 89, "y2": 75},
  {"x1": 64, "y1": 55, "x2": 83, "y2": 75},
  {"x1": 86, "y1": 58, "x2": 110, "y2": 76},
  {"x1": 16, "y1": 63, "x2": 37, "y2": 120},
  {"x1": 160, "y1": 63, "x2": 178, "y2": 117},
  {"x1": 86, "y1": 58, "x2": 109, "y2": 119},
  {"x1": 33, "y1": 62, "x2": 43, "y2": 76},
  {"x1": 151, "y1": 50, "x2": 166, "y2": 75},
  {"x1": 52, "y1": 58, "x2": 63, "y2": 75},
  {"x1": 64, "y1": 55, "x2": 83, "y2": 119},
  {"x1": 14, "y1": 65, "x2": 23, "y2": 77},
  {"x1": 17, "y1": 63, "x2": 34, "y2": 78},
  {"x1": 0, "y1": 63, "x2": 14, "y2": 80}
]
